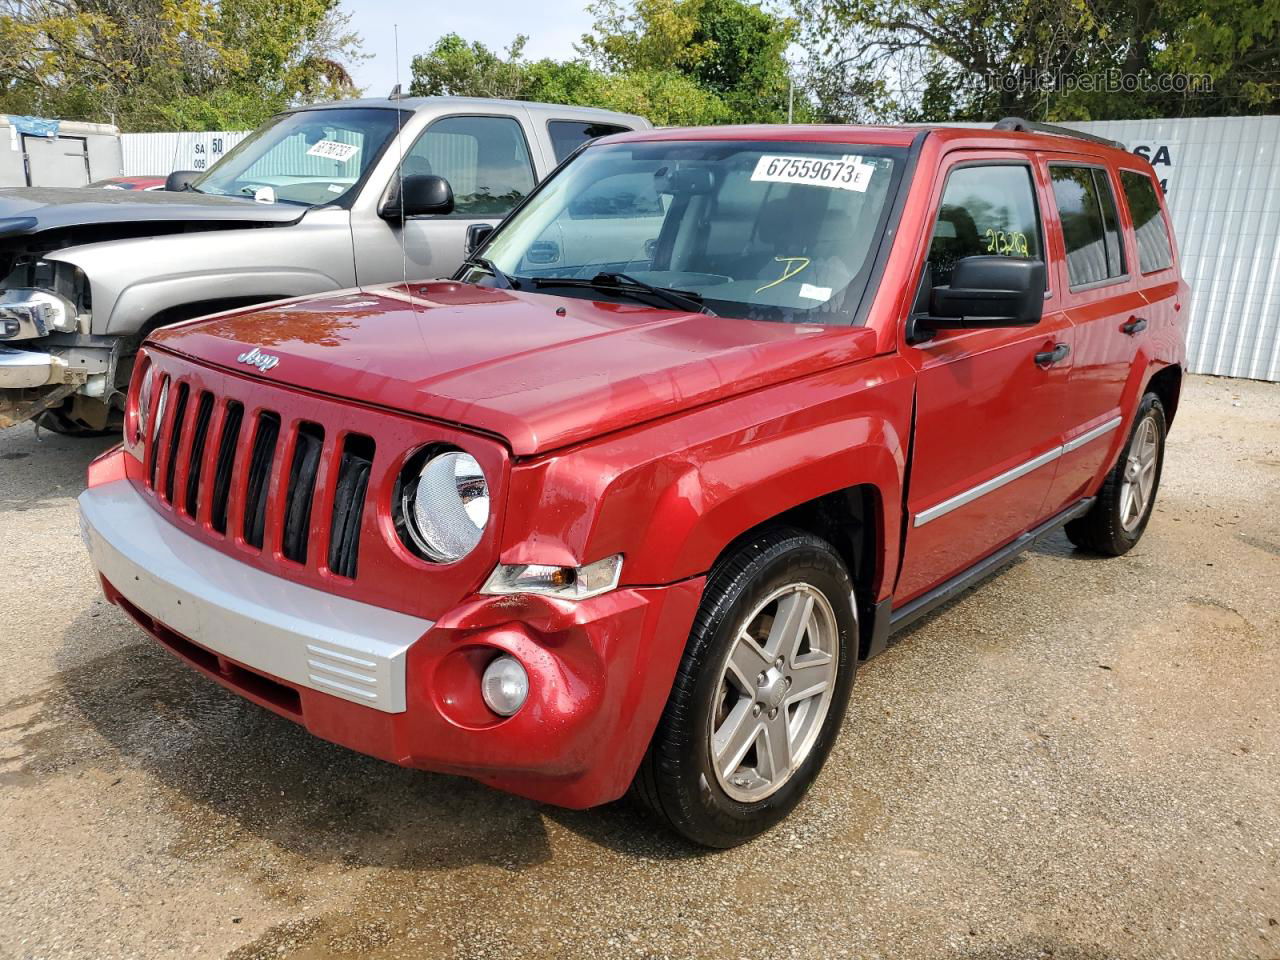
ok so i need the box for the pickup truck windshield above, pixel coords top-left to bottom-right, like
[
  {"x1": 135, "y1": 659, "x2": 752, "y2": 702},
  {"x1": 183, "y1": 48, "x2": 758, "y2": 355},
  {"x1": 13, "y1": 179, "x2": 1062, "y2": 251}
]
[
  {"x1": 191, "y1": 108, "x2": 403, "y2": 206},
  {"x1": 479, "y1": 139, "x2": 907, "y2": 324}
]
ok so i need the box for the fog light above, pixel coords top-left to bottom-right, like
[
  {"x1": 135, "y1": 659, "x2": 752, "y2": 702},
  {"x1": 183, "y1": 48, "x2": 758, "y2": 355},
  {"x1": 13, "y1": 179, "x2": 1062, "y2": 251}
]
[{"x1": 481, "y1": 655, "x2": 528, "y2": 717}]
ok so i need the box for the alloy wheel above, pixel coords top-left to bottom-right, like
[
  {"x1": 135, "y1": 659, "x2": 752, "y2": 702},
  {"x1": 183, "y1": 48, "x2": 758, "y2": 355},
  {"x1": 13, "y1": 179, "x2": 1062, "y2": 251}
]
[
  {"x1": 709, "y1": 583, "x2": 840, "y2": 803},
  {"x1": 1120, "y1": 414, "x2": 1160, "y2": 532}
]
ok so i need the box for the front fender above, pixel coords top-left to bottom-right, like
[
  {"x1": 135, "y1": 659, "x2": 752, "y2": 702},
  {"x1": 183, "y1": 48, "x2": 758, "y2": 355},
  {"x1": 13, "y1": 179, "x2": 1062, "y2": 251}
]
[
  {"x1": 500, "y1": 354, "x2": 915, "y2": 602},
  {"x1": 44, "y1": 207, "x2": 355, "y2": 335}
]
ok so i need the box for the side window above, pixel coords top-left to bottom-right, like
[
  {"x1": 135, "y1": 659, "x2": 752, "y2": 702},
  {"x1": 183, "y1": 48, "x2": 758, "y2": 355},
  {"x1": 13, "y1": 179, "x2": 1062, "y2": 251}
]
[
  {"x1": 1120, "y1": 170, "x2": 1174, "y2": 273},
  {"x1": 548, "y1": 121, "x2": 630, "y2": 163},
  {"x1": 1050, "y1": 166, "x2": 1127, "y2": 286},
  {"x1": 403, "y1": 115, "x2": 536, "y2": 218},
  {"x1": 927, "y1": 165, "x2": 1042, "y2": 287}
]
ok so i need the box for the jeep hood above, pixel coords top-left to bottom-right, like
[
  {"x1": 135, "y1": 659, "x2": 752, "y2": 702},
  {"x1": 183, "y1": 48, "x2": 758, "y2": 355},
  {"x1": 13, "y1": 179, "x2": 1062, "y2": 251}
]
[
  {"x1": 0, "y1": 187, "x2": 305, "y2": 235},
  {"x1": 148, "y1": 282, "x2": 879, "y2": 456}
]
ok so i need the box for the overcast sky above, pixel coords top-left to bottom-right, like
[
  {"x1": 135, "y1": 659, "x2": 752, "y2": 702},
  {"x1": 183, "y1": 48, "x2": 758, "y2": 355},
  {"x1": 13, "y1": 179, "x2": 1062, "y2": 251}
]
[{"x1": 345, "y1": 1, "x2": 594, "y2": 96}]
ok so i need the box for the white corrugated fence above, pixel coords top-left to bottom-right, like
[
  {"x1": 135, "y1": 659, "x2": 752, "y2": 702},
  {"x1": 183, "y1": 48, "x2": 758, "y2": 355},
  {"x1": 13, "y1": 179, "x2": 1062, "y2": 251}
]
[{"x1": 1067, "y1": 117, "x2": 1280, "y2": 383}]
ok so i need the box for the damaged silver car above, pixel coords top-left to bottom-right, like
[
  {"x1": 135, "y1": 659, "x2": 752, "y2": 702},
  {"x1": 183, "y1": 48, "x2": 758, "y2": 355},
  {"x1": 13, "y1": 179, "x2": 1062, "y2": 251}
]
[{"x1": 0, "y1": 96, "x2": 646, "y2": 433}]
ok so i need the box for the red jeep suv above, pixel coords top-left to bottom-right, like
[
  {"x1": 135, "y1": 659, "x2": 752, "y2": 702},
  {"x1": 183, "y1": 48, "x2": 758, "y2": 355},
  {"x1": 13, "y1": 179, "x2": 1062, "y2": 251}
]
[{"x1": 79, "y1": 119, "x2": 1187, "y2": 847}]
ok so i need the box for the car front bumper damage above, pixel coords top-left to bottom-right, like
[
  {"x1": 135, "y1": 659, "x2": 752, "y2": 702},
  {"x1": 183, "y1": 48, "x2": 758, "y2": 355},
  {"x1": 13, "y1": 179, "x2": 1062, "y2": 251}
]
[{"x1": 78, "y1": 448, "x2": 704, "y2": 808}]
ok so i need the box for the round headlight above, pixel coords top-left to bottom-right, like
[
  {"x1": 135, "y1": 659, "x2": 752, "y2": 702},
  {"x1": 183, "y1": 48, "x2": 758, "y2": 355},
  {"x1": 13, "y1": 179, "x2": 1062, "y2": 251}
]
[{"x1": 400, "y1": 450, "x2": 489, "y2": 562}]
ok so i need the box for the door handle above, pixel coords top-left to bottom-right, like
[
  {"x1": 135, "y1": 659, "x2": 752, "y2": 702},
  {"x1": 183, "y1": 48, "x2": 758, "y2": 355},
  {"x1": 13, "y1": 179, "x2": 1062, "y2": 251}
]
[
  {"x1": 1121, "y1": 316, "x2": 1148, "y2": 335},
  {"x1": 1034, "y1": 342, "x2": 1070, "y2": 367}
]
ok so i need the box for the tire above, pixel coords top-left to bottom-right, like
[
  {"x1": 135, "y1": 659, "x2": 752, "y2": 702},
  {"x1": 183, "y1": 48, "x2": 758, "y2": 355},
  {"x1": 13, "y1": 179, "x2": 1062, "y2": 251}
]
[
  {"x1": 1065, "y1": 392, "x2": 1167, "y2": 556},
  {"x1": 633, "y1": 526, "x2": 858, "y2": 848}
]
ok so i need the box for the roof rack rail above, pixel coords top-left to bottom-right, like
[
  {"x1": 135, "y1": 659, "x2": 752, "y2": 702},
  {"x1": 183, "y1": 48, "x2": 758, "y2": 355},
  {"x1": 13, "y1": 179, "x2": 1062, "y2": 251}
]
[{"x1": 993, "y1": 117, "x2": 1125, "y2": 150}]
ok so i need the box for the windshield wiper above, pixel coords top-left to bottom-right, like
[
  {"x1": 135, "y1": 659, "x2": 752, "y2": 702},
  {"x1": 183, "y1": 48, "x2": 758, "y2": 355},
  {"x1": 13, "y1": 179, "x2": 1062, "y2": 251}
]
[
  {"x1": 463, "y1": 256, "x2": 521, "y2": 290},
  {"x1": 533, "y1": 272, "x2": 716, "y2": 316}
]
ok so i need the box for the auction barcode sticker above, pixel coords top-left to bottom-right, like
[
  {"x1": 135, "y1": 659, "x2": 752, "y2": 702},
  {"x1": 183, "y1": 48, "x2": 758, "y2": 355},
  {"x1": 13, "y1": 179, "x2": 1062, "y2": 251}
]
[
  {"x1": 751, "y1": 154, "x2": 875, "y2": 192},
  {"x1": 306, "y1": 139, "x2": 359, "y2": 163}
]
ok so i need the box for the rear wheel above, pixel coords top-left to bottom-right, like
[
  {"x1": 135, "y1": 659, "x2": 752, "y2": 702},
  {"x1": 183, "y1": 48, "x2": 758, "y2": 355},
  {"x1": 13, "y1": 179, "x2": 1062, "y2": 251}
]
[
  {"x1": 1065, "y1": 393, "x2": 1167, "y2": 555},
  {"x1": 633, "y1": 527, "x2": 857, "y2": 847}
]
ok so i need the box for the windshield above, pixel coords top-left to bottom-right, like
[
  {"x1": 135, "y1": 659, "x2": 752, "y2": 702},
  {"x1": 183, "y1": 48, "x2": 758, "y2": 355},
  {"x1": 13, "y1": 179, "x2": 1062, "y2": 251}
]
[
  {"x1": 475, "y1": 139, "x2": 906, "y2": 324},
  {"x1": 191, "y1": 108, "x2": 404, "y2": 206}
]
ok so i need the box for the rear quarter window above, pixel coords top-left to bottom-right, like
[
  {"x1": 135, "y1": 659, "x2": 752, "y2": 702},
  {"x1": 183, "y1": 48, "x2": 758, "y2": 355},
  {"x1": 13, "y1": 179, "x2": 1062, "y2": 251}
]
[
  {"x1": 1050, "y1": 166, "x2": 1128, "y2": 287},
  {"x1": 1120, "y1": 170, "x2": 1175, "y2": 273},
  {"x1": 548, "y1": 121, "x2": 632, "y2": 164}
]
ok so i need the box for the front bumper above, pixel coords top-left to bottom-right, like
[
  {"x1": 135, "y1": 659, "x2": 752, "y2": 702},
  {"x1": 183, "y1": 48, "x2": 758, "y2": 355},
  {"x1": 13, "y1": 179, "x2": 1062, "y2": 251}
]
[
  {"x1": 79, "y1": 455, "x2": 704, "y2": 808},
  {"x1": 80, "y1": 477, "x2": 428, "y2": 711},
  {"x1": 0, "y1": 346, "x2": 70, "y2": 389}
]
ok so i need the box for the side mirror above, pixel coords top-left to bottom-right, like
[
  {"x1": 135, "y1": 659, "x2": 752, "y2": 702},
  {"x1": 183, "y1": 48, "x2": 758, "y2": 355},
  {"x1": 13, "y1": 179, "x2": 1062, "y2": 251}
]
[
  {"x1": 465, "y1": 222, "x2": 495, "y2": 255},
  {"x1": 164, "y1": 170, "x2": 201, "y2": 192},
  {"x1": 381, "y1": 174, "x2": 454, "y2": 221},
  {"x1": 918, "y1": 255, "x2": 1045, "y2": 339}
]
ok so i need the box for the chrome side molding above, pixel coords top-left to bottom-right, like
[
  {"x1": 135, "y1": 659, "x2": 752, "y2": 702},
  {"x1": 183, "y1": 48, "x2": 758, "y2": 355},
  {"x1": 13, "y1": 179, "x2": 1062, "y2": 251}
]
[{"x1": 914, "y1": 416, "x2": 1123, "y2": 527}]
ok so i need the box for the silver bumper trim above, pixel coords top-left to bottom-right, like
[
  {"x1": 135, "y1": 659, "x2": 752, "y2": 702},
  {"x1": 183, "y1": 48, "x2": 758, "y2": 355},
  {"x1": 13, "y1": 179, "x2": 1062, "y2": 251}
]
[{"x1": 78, "y1": 479, "x2": 433, "y2": 713}]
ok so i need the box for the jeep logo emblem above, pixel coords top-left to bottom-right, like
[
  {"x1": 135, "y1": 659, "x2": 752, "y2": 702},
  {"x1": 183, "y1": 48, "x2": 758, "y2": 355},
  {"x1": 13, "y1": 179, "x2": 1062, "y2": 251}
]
[{"x1": 237, "y1": 347, "x2": 280, "y2": 372}]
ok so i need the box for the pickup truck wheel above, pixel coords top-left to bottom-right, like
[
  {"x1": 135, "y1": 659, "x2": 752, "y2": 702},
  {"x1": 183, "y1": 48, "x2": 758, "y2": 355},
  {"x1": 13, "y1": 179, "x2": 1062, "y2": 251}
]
[
  {"x1": 633, "y1": 528, "x2": 857, "y2": 847},
  {"x1": 1065, "y1": 393, "x2": 1167, "y2": 556}
]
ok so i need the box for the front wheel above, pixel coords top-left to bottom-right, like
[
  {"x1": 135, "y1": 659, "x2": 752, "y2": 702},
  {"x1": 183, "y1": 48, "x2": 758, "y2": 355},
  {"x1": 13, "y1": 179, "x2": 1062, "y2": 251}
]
[
  {"x1": 633, "y1": 527, "x2": 858, "y2": 848},
  {"x1": 1065, "y1": 392, "x2": 1167, "y2": 555}
]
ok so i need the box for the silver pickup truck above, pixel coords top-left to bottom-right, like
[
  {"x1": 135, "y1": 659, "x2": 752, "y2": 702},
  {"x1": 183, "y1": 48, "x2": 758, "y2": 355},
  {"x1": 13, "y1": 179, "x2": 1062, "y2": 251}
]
[{"x1": 0, "y1": 96, "x2": 647, "y2": 433}]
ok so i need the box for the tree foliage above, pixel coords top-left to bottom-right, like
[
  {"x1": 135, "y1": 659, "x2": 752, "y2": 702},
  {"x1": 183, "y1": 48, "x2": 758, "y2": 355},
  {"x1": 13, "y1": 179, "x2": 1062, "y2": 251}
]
[
  {"x1": 796, "y1": 0, "x2": 1280, "y2": 121},
  {"x1": 410, "y1": 0, "x2": 797, "y2": 126},
  {"x1": 0, "y1": 0, "x2": 363, "y2": 130}
]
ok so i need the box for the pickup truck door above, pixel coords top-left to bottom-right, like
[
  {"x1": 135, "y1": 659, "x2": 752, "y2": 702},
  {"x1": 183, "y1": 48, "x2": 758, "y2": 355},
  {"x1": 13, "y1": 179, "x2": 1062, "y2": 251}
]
[
  {"x1": 1038, "y1": 158, "x2": 1151, "y2": 513},
  {"x1": 896, "y1": 155, "x2": 1074, "y2": 604},
  {"x1": 351, "y1": 112, "x2": 541, "y2": 286}
]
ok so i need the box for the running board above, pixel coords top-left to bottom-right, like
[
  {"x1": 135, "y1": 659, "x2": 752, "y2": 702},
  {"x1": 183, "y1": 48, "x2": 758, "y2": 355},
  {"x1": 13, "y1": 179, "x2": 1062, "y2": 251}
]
[{"x1": 864, "y1": 497, "x2": 1096, "y2": 657}]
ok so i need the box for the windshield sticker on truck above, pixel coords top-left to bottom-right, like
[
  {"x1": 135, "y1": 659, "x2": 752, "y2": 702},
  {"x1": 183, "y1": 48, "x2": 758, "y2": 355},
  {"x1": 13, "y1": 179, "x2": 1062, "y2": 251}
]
[
  {"x1": 306, "y1": 139, "x2": 359, "y2": 163},
  {"x1": 751, "y1": 154, "x2": 875, "y2": 192},
  {"x1": 799, "y1": 283, "x2": 832, "y2": 302}
]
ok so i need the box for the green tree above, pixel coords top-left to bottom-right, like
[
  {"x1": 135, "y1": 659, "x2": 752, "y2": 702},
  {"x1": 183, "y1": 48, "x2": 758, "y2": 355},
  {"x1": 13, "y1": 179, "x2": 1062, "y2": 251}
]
[
  {"x1": 581, "y1": 0, "x2": 799, "y2": 120},
  {"x1": 408, "y1": 29, "x2": 736, "y2": 125},
  {"x1": 796, "y1": 0, "x2": 1280, "y2": 121},
  {"x1": 0, "y1": 0, "x2": 363, "y2": 131},
  {"x1": 408, "y1": 33, "x2": 534, "y2": 99}
]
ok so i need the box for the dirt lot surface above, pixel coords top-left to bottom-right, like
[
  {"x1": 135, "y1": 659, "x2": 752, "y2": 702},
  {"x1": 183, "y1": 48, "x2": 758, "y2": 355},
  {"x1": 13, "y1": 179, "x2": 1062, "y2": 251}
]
[{"x1": 1, "y1": 373, "x2": 1278, "y2": 960}]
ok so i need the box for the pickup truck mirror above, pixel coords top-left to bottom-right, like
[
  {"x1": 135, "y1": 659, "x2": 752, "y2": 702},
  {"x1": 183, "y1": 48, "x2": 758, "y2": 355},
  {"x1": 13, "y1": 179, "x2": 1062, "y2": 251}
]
[
  {"x1": 465, "y1": 222, "x2": 495, "y2": 254},
  {"x1": 925, "y1": 255, "x2": 1046, "y2": 331},
  {"x1": 164, "y1": 170, "x2": 201, "y2": 192},
  {"x1": 381, "y1": 174, "x2": 454, "y2": 221}
]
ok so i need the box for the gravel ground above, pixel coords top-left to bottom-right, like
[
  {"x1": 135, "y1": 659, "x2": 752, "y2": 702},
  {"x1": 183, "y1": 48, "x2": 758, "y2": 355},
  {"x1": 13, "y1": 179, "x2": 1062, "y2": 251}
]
[{"x1": 1, "y1": 373, "x2": 1278, "y2": 960}]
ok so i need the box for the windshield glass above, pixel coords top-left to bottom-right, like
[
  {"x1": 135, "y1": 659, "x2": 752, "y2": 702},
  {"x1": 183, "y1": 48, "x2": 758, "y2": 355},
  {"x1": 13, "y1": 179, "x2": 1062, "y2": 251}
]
[
  {"x1": 191, "y1": 108, "x2": 403, "y2": 206},
  {"x1": 476, "y1": 139, "x2": 906, "y2": 324}
]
